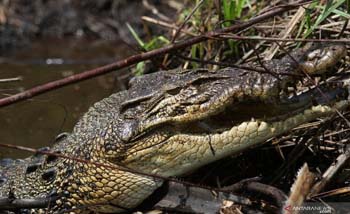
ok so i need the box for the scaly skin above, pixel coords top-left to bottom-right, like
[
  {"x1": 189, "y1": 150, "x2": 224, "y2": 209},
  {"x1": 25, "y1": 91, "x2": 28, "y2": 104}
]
[{"x1": 0, "y1": 44, "x2": 347, "y2": 213}]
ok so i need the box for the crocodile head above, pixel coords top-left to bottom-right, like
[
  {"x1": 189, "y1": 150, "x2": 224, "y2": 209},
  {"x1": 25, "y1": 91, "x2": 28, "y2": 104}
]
[
  {"x1": 110, "y1": 44, "x2": 348, "y2": 176},
  {"x1": 0, "y1": 44, "x2": 347, "y2": 213}
]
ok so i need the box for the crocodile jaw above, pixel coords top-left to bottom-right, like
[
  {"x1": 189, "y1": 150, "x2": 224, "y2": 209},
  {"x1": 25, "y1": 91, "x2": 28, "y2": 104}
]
[{"x1": 124, "y1": 100, "x2": 349, "y2": 177}]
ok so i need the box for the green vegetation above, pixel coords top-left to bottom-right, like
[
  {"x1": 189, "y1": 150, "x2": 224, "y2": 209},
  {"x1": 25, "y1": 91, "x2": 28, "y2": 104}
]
[
  {"x1": 128, "y1": 0, "x2": 349, "y2": 75},
  {"x1": 222, "y1": 0, "x2": 248, "y2": 27},
  {"x1": 127, "y1": 23, "x2": 170, "y2": 75},
  {"x1": 300, "y1": 0, "x2": 349, "y2": 38}
]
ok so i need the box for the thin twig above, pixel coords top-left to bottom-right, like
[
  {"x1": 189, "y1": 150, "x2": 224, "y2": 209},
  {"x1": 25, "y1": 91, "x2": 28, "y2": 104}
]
[
  {"x1": 309, "y1": 145, "x2": 350, "y2": 197},
  {"x1": 176, "y1": 53, "x2": 302, "y2": 78},
  {"x1": 264, "y1": 3, "x2": 310, "y2": 60},
  {"x1": 217, "y1": 34, "x2": 350, "y2": 43},
  {"x1": 142, "y1": 0, "x2": 172, "y2": 22},
  {"x1": 0, "y1": 142, "x2": 244, "y2": 195},
  {"x1": 0, "y1": 76, "x2": 22, "y2": 83},
  {"x1": 171, "y1": 0, "x2": 205, "y2": 42},
  {"x1": 141, "y1": 16, "x2": 197, "y2": 36},
  {"x1": 176, "y1": 53, "x2": 306, "y2": 77},
  {"x1": 163, "y1": 0, "x2": 205, "y2": 67}
]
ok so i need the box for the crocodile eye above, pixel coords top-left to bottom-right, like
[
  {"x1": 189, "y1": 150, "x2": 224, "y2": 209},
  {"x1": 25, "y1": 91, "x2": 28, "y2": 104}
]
[{"x1": 119, "y1": 121, "x2": 138, "y2": 142}]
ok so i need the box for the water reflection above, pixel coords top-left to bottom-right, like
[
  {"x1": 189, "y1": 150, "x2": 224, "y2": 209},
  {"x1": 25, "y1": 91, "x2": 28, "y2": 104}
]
[{"x1": 0, "y1": 38, "x2": 132, "y2": 158}]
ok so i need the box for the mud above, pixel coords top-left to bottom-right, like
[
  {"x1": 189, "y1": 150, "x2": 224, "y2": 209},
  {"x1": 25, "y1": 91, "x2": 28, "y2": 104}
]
[{"x1": 0, "y1": 0, "x2": 173, "y2": 54}]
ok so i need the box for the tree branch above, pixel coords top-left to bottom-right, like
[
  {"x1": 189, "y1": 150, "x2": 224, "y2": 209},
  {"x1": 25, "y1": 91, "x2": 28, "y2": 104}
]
[{"x1": 0, "y1": 0, "x2": 309, "y2": 107}]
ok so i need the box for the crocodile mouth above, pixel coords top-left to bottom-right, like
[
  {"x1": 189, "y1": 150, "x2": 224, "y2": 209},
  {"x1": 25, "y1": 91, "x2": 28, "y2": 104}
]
[
  {"x1": 179, "y1": 84, "x2": 348, "y2": 135},
  {"x1": 124, "y1": 81, "x2": 349, "y2": 177}
]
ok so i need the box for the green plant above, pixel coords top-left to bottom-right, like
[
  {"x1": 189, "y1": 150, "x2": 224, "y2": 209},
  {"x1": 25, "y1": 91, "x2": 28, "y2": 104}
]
[
  {"x1": 127, "y1": 23, "x2": 170, "y2": 75},
  {"x1": 222, "y1": 0, "x2": 248, "y2": 55},
  {"x1": 222, "y1": 0, "x2": 247, "y2": 27},
  {"x1": 300, "y1": 0, "x2": 347, "y2": 38}
]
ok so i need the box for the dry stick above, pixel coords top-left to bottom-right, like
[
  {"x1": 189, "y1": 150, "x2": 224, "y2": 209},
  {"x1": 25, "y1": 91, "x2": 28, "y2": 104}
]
[
  {"x1": 141, "y1": 16, "x2": 197, "y2": 36},
  {"x1": 175, "y1": 53, "x2": 302, "y2": 77},
  {"x1": 228, "y1": 35, "x2": 350, "y2": 64},
  {"x1": 0, "y1": 142, "x2": 248, "y2": 211},
  {"x1": 264, "y1": 3, "x2": 309, "y2": 60},
  {"x1": 309, "y1": 145, "x2": 350, "y2": 197},
  {"x1": 0, "y1": 76, "x2": 22, "y2": 83},
  {"x1": 0, "y1": 1, "x2": 309, "y2": 108},
  {"x1": 223, "y1": 179, "x2": 287, "y2": 208},
  {"x1": 170, "y1": 0, "x2": 205, "y2": 42},
  {"x1": 154, "y1": 181, "x2": 251, "y2": 213},
  {"x1": 310, "y1": 187, "x2": 350, "y2": 198},
  {"x1": 217, "y1": 34, "x2": 350, "y2": 43},
  {"x1": 142, "y1": 0, "x2": 172, "y2": 22},
  {"x1": 142, "y1": 16, "x2": 349, "y2": 41},
  {"x1": 163, "y1": 0, "x2": 204, "y2": 67},
  {"x1": 0, "y1": 143, "x2": 162, "y2": 183}
]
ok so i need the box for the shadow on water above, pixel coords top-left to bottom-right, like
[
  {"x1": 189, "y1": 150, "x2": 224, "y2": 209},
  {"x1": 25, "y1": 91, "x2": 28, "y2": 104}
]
[{"x1": 0, "y1": 38, "x2": 133, "y2": 158}]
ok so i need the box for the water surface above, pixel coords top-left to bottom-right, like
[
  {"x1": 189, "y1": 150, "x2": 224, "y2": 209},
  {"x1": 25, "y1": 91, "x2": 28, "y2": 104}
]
[{"x1": 0, "y1": 38, "x2": 133, "y2": 158}]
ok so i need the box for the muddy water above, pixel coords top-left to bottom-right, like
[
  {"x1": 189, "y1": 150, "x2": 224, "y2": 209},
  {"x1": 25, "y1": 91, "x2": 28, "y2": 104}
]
[{"x1": 0, "y1": 38, "x2": 133, "y2": 158}]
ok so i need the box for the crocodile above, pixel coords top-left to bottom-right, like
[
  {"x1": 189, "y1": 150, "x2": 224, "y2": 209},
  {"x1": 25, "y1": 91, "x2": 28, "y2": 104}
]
[{"x1": 0, "y1": 44, "x2": 348, "y2": 213}]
